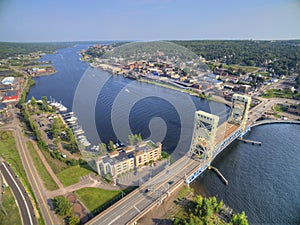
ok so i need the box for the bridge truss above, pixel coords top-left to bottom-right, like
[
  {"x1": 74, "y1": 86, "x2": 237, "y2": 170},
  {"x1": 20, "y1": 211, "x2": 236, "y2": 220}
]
[{"x1": 186, "y1": 94, "x2": 251, "y2": 184}]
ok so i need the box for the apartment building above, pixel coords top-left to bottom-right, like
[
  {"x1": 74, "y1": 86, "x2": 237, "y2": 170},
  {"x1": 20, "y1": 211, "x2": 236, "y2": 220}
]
[{"x1": 95, "y1": 140, "x2": 162, "y2": 177}]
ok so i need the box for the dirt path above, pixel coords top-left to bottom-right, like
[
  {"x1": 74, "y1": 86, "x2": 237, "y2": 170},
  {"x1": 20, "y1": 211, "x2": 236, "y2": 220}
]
[{"x1": 29, "y1": 140, "x2": 65, "y2": 190}]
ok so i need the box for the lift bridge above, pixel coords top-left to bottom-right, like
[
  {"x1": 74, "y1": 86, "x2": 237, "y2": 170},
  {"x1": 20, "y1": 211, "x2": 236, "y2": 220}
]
[{"x1": 186, "y1": 94, "x2": 251, "y2": 184}]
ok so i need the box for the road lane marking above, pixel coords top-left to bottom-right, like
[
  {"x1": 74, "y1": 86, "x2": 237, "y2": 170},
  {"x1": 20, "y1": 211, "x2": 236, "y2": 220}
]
[
  {"x1": 133, "y1": 205, "x2": 140, "y2": 213},
  {"x1": 107, "y1": 215, "x2": 120, "y2": 225},
  {"x1": 121, "y1": 204, "x2": 128, "y2": 209}
]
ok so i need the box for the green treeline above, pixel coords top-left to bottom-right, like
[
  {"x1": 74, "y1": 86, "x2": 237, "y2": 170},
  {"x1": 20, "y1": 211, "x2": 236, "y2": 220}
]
[
  {"x1": 173, "y1": 40, "x2": 300, "y2": 76},
  {"x1": 0, "y1": 42, "x2": 73, "y2": 59},
  {"x1": 174, "y1": 194, "x2": 248, "y2": 225}
]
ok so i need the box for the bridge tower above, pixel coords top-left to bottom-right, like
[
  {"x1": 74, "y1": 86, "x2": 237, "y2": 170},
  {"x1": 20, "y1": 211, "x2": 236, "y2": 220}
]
[
  {"x1": 228, "y1": 94, "x2": 251, "y2": 130},
  {"x1": 190, "y1": 111, "x2": 219, "y2": 159}
]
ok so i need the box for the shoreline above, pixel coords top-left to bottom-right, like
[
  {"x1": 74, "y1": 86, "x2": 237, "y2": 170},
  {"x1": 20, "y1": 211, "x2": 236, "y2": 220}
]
[{"x1": 90, "y1": 64, "x2": 231, "y2": 106}]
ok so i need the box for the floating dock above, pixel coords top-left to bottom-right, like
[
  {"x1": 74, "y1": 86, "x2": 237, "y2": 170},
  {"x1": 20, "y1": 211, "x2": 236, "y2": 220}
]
[{"x1": 208, "y1": 166, "x2": 228, "y2": 185}]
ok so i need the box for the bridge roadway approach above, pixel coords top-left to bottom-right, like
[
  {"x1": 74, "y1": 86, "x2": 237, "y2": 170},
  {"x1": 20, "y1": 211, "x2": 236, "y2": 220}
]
[
  {"x1": 0, "y1": 160, "x2": 37, "y2": 225},
  {"x1": 87, "y1": 95, "x2": 299, "y2": 225}
]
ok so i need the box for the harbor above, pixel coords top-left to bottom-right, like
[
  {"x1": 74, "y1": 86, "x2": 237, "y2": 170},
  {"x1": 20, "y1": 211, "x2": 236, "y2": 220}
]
[{"x1": 49, "y1": 99, "x2": 93, "y2": 149}]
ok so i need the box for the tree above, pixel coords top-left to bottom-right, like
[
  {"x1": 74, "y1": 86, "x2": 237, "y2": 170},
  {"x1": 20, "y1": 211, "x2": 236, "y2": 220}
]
[
  {"x1": 30, "y1": 96, "x2": 37, "y2": 107},
  {"x1": 108, "y1": 140, "x2": 116, "y2": 152},
  {"x1": 201, "y1": 198, "x2": 213, "y2": 218},
  {"x1": 68, "y1": 215, "x2": 80, "y2": 225},
  {"x1": 194, "y1": 195, "x2": 203, "y2": 207},
  {"x1": 99, "y1": 143, "x2": 107, "y2": 156},
  {"x1": 53, "y1": 196, "x2": 71, "y2": 216},
  {"x1": 210, "y1": 196, "x2": 218, "y2": 210},
  {"x1": 161, "y1": 151, "x2": 169, "y2": 159},
  {"x1": 41, "y1": 96, "x2": 49, "y2": 111},
  {"x1": 51, "y1": 118, "x2": 63, "y2": 138},
  {"x1": 230, "y1": 211, "x2": 248, "y2": 225},
  {"x1": 216, "y1": 199, "x2": 223, "y2": 213},
  {"x1": 128, "y1": 133, "x2": 143, "y2": 146}
]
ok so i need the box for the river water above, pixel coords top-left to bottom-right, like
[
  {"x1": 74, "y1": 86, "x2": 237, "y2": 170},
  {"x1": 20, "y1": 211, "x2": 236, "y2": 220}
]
[
  {"x1": 27, "y1": 45, "x2": 300, "y2": 224},
  {"x1": 191, "y1": 123, "x2": 300, "y2": 225}
]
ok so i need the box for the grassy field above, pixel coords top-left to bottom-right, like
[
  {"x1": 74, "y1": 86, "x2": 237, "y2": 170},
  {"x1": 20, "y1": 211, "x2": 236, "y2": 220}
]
[
  {"x1": 0, "y1": 187, "x2": 22, "y2": 225},
  {"x1": 56, "y1": 165, "x2": 94, "y2": 186},
  {"x1": 263, "y1": 88, "x2": 300, "y2": 100},
  {"x1": 40, "y1": 149, "x2": 68, "y2": 174},
  {"x1": 211, "y1": 62, "x2": 259, "y2": 74},
  {"x1": 26, "y1": 141, "x2": 59, "y2": 191},
  {"x1": 75, "y1": 187, "x2": 122, "y2": 213}
]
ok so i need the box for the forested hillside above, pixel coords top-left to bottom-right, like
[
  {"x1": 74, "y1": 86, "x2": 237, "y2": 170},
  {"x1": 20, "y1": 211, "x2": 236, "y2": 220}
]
[
  {"x1": 0, "y1": 42, "x2": 72, "y2": 59},
  {"x1": 173, "y1": 40, "x2": 300, "y2": 76}
]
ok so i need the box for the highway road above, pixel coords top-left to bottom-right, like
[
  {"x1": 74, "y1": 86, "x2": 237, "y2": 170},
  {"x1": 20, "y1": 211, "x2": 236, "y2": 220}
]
[{"x1": 0, "y1": 160, "x2": 37, "y2": 225}]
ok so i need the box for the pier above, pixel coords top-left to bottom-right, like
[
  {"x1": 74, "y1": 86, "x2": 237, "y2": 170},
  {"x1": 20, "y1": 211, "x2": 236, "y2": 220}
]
[
  {"x1": 208, "y1": 166, "x2": 228, "y2": 185},
  {"x1": 238, "y1": 138, "x2": 262, "y2": 145}
]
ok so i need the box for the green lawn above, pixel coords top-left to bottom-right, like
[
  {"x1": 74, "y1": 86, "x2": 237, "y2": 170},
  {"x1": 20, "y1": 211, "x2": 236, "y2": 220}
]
[
  {"x1": 40, "y1": 149, "x2": 68, "y2": 174},
  {"x1": 211, "y1": 63, "x2": 260, "y2": 73},
  {"x1": 0, "y1": 187, "x2": 22, "y2": 225},
  {"x1": 273, "y1": 104, "x2": 288, "y2": 113},
  {"x1": 75, "y1": 187, "x2": 122, "y2": 213},
  {"x1": 0, "y1": 131, "x2": 30, "y2": 192},
  {"x1": 56, "y1": 165, "x2": 93, "y2": 186},
  {"x1": 26, "y1": 141, "x2": 59, "y2": 191}
]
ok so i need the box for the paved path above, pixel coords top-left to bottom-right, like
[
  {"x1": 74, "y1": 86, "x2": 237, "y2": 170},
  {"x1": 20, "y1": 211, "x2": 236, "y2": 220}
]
[{"x1": 47, "y1": 175, "x2": 121, "y2": 198}]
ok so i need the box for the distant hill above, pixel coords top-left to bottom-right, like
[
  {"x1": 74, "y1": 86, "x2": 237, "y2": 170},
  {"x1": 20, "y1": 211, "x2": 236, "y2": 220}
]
[{"x1": 0, "y1": 42, "x2": 73, "y2": 59}]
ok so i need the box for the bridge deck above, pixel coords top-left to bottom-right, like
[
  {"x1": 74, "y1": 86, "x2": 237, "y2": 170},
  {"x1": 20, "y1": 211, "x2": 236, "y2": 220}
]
[{"x1": 215, "y1": 122, "x2": 240, "y2": 147}]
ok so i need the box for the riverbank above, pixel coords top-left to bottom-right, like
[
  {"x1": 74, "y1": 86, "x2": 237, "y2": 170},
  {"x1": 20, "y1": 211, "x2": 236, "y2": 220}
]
[{"x1": 138, "y1": 184, "x2": 244, "y2": 225}]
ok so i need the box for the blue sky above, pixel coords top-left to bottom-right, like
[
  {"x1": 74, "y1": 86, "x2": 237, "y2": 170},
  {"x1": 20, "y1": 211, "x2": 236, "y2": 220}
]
[{"x1": 0, "y1": 0, "x2": 299, "y2": 42}]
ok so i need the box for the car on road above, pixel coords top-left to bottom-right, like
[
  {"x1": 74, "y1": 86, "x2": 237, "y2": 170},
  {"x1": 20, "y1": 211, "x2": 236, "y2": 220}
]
[{"x1": 168, "y1": 180, "x2": 174, "y2": 185}]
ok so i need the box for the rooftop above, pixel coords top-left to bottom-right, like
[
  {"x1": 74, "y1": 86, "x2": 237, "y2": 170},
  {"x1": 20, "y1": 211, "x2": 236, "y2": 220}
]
[
  {"x1": 101, "y1": 140, "x2": 160, "y2": 165},
  {"x1": 4, "y1": 90, "x2": 18, "y2": 97},
  {"x1": 1, "y1": 76, "x2": 14, "y2": 85}
]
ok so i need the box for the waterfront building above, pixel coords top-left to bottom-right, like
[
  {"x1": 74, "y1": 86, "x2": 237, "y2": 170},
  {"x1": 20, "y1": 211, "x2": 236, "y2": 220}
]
[{"x1": 94, "y1": 140, "x2": 162, "y2": 177}]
